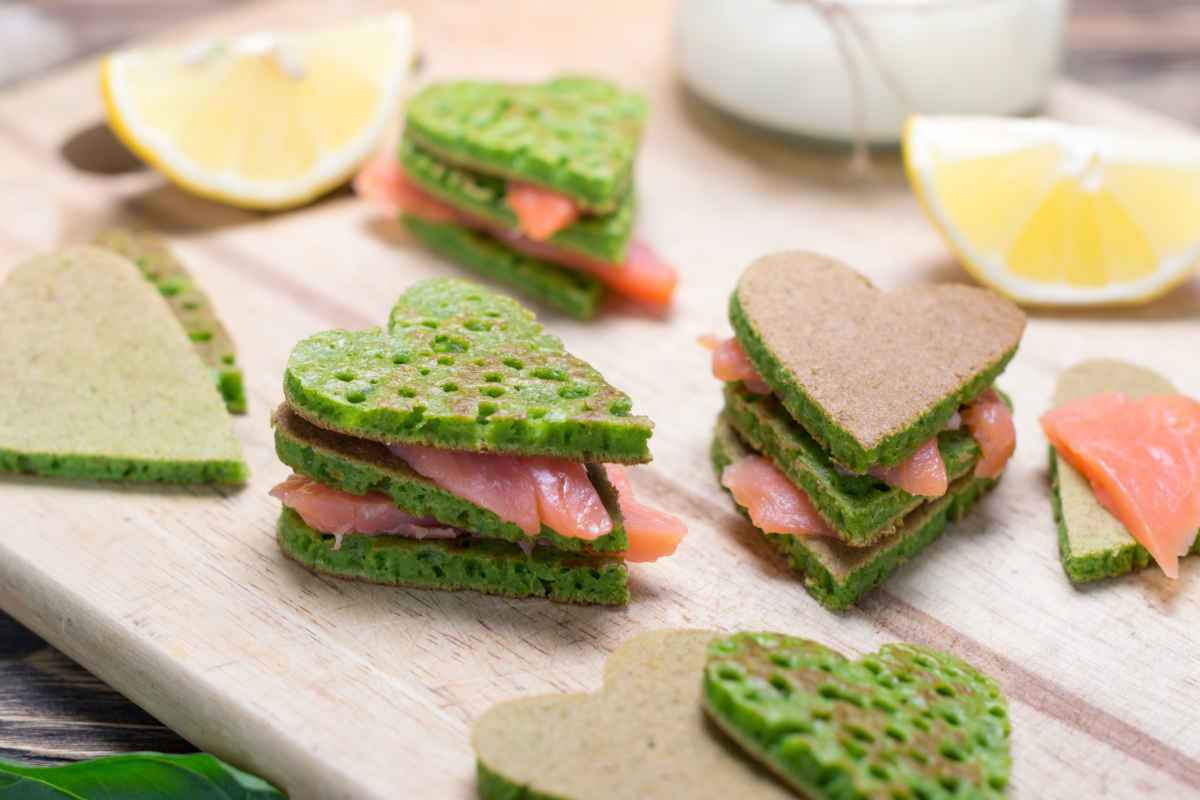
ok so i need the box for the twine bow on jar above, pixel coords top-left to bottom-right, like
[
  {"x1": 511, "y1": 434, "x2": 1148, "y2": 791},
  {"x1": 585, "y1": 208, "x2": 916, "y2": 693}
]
[{"x1": 779, "y1": 0, "x2": 924, "y2": 173}]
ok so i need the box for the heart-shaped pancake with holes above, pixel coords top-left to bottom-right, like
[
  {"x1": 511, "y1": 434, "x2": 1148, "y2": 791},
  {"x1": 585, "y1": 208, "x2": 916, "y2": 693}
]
[
  {"x1": 473, "y1": 630, "x2": 795, "y2": 800},
  {"x1": 703, "y1": 632, "x2": 1011, "y2": 799},
  {"x1": 283, "y1": 279, "x2": 652, "y2": 463},
  {"x1": 730, "y1": 252, "x2": 1025, "y2": 472},
  {"x1": 405, "y1": 76, "x2": 647, "y2": 214}
]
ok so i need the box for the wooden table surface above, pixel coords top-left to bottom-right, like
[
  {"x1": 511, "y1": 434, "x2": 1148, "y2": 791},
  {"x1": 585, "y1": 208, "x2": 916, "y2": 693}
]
[{"x1": 1, "y1": 0, "x2": 1197, "y2": 774}]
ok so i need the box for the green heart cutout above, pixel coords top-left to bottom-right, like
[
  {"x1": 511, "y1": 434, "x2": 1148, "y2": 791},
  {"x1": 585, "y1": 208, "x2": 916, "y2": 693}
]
[
  {"x1": 730, "y1": 252, "x2": 1025, "y2": 471},
  {"x1": 404, "y1": 76, "x2": 647, "y2": 213},
  {"x1": 283, "y1": 279, "x2": 652, "y2": 462},
  {"x1": 704, "y1": 632, "x2": 1011, "y2": 799}
]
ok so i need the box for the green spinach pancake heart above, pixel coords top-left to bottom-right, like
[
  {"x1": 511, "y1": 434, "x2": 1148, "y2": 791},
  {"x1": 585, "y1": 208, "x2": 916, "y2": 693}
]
[
  {"x1": 704, "y1": 632, "x2": 1011, "y2": 799},
  {"x1": 283, "y1": 279, "x2": 652, "y2": 462}
]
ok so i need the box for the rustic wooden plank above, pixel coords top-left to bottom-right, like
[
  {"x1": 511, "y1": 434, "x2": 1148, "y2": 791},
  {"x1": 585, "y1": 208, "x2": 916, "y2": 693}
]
[
  {"x1": 0, "y1": 616, "x2": 192, "y2": 765},
  {"x1": 0, "y1": 2, "x2": 1197, "y2": 798}
]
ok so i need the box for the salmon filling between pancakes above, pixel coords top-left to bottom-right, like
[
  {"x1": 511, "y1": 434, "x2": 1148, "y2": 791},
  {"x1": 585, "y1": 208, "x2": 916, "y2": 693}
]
[
  {"x1": 705, "y1": 336, "x2": 1015, "y2": 529},
  {"x1": 355, "y1": 153, "x2": 679, "y2": 310},
  {"x1": 272, "y1": 449, "x2": 684, "y2": 564}
]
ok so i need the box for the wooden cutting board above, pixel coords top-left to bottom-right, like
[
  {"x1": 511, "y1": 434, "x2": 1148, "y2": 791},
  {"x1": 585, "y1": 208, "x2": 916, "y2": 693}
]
[{"x1": 1, "y1": 1, "x2": 1197, "y2": 797}]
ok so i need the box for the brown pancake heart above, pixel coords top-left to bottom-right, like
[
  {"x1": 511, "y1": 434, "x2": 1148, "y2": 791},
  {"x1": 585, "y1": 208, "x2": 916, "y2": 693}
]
[{"x1": 730, "y1": 252, "x2": 1025, "y2": 471}]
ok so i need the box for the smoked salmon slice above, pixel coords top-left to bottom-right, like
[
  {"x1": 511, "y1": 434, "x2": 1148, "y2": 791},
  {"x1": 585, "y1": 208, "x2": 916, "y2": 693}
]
[
  {"x1": 703, "y1": 338, "x2": 1012, "y2": 495},
  {"x1": 869, "y1": 438, "x2": 949, "y2": 498},
  {"x1": 1041, "y1": 392, "x2": 1200, "y2": 579},
  {"x1": 489, "y1": 228, "x2": 678, "y2": 309},
  {"x1": 703, "y1": 336, "x2": 772, "y2": 395},
  {"x1": 961, "y1": 388, "x2": 1016, "y2": 479},
  {"x1": 529, "y1": 458, "x2": 615, "y2": 541},
  {"x1": 721, "y1": 455, "x2": 832, "y2": 537},
  {"x1": 354, "y1": 152, "x2": 457, "y2": 222},
  {"x1": 506, "y1": 181, "x2": 580, "y2": 241},
  {"x1": 867, "y1": 388, "x2": 1014, "y2": 496},
  {"x1": 355, "y1": 155, "x2": 679, "y2": 309},
  {"x1": 389, "y1": 445, "x2": 613, "y2": 540},
  {"x1": 605, "y1": 466, "x2": 688, "y2": 563},
  {"x1": 270, "y1": 474, "x2": 459, "y2": 547}
]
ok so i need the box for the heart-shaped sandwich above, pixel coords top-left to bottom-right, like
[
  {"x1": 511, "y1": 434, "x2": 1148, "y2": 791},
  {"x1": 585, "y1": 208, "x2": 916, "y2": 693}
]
[
  {"x1": 731, "y1": 252, "x2": 1025, "y2": 473},
  {"x1": 708, "y1": 252, "x2": 1025, "y2": 608},
  {"x1": 356, "y1": 76, "x2": 680, "y2": 318},
  {"x1": 703, "y1": 632, "x2": 1011, "y2": 799},
  {"x1": 273, "y1": 279, "x2": 685, "y2": 605}
]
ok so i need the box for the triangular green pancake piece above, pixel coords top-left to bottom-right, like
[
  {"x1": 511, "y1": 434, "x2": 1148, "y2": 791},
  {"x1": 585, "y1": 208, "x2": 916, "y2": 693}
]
[
  {"x1": 284, "y1": 279, "x2": 652, "y2": 462},
  {"x1": 0, "y1": 246, "x2": 247, "y2": 484},
  {"x1": 94, "y1": 228, "x2": 246, "y2": 414}
]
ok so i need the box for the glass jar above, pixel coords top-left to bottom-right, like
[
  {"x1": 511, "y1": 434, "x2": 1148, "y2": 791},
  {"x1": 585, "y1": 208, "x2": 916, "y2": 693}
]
[{"x1": 675, "y1": 0, "x2": 1070, "y2": 143}]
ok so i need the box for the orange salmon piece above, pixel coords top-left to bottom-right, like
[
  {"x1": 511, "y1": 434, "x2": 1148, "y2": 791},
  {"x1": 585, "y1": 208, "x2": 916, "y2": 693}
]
[
  {"x1": 490, "y1": 228, "x2": 678, "y2": 310},
  {"x1": 389, "y1": 445, "x2": 615, "y2": 541},
  {"x1": 961, "y1": 388, "x2": 1016, "y2": 479},
  {"x1": 586, "y1": 240, "x2": 677, "y2": 310},
  {"x1": 505, "y1": 181, "x2": 581, "y2": 241},
  {"x1": 354, "y1": 151, "x2": 457, "y2": 222},
  {"x1": 389, "y1": 445, "x2": 542, "y2": 535},
  {"x1": 869, "y1": 437, "x2": 948, "y2": 498},
  {"x1": 269, "y1": 474, "x2": 458, "y2": 541},
  {"x1": 706, "y1": 336, "x2": 772, "y2": 395},
  {"x1": 606, "y1": 465, "x2": 687, "y2": 563},
  {"x1": 529, "y1": 458, "x2": 614, "y2": 541},
  {"x1": 721, "y1": 455, "x2": 832, "y2": 537}
]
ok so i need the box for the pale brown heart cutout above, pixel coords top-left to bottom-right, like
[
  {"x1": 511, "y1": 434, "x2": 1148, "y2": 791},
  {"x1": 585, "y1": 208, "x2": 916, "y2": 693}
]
[
  {"x1": 472, "y1": 630, "x2": 794, "y2": 800},
  {"x1": 733, "y1": 252, "x2": 1026, "y2": 458}
]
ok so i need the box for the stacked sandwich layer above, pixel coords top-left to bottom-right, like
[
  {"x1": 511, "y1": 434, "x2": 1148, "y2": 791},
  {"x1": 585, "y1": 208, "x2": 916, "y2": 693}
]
[
  {"x1": 356, "y1": 76, "x2": 678, "y2": 318},
  {"x1": 708, "y1": 252, "x2": 1026, "y2": 610},
  {"x1": 271, "y1": 279, "x2": 685, "y2": 604}
]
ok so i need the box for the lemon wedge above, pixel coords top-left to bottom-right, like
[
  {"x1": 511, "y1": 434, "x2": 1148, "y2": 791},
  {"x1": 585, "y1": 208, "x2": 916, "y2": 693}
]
[
  {"x1": 904, "y1": 115, "x2": 1200, "y2": 305},
  {"x1": 101, "y1": 13, "x2": 414, "y2": 210}
]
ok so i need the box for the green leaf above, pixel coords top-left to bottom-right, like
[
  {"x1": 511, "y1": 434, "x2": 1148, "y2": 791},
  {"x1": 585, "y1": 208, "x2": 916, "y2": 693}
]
[
  {"x1": 0, "y1": 771, "x2": 86, "y2": 800},
  {"x1": 0, "y1": 753, "x2": 286, "y2": 799}
]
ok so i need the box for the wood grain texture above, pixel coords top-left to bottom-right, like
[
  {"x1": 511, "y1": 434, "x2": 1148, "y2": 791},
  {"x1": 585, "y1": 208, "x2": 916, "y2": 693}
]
[
  {"x1": 0, "y1": 616, "x2": 191, "y2": 765},
  {"x1": 0, "y1": 2, "x2": 1198, "y2": 798}
]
